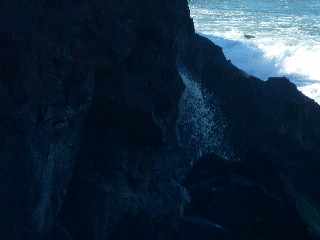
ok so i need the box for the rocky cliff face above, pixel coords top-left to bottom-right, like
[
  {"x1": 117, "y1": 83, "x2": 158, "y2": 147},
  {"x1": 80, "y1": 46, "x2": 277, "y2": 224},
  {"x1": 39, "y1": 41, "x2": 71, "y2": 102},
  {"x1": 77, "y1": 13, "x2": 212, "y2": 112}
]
[
  {"x1": 180, "y1": 33, "x2": 320, "y2": 239},
  {"x1": 1, "y1": 1, "x2": 320, "y2": 240},
  {"x1": 181, "y1": 33, "x2": 320, "y2": 202},
  {"x1": 1, "y1": 1, "x2": 194, "y2": 239}
]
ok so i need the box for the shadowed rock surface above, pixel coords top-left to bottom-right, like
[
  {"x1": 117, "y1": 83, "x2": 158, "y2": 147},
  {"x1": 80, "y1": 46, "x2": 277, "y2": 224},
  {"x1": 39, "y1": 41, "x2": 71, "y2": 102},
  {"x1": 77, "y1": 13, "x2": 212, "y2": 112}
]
[
  {"x1": 0, "y1": 0, "x2": 320, "y2": 239},
  {"x1": 180, "y1": 32, "x2": 320, "y2": 208},
  {"x1": 184, "y1": 153, "x2": 310, "y2": 240}
]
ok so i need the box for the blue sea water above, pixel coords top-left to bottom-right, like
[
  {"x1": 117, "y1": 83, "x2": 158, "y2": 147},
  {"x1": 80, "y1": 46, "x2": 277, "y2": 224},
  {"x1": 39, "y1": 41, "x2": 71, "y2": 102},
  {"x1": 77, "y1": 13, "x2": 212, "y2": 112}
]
[{"x1": 189, "y1": 0, "x2": 320, "y2": 103}]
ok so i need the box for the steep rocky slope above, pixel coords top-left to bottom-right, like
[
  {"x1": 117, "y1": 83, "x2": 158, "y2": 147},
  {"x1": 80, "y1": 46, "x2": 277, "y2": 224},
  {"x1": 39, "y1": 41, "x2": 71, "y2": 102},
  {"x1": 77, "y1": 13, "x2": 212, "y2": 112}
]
[
  {"x1": 180, "y1": 33, "x2": 320, "y2": 239},
  {"x1": 1, "y1": 0, "x2": 320, "y2": 240},
  {"x1": 181, "y1": 33, "x2": 320, "y2": 208},
  {"x1": 1, "y1": 1, "x2": 194, "y2": 239}
]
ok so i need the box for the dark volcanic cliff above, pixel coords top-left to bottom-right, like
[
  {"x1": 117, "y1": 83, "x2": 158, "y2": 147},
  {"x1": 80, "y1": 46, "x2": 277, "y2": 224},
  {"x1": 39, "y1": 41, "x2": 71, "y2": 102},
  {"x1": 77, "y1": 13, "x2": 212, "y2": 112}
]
[{"x1": 1, "y1": 1, "x2": 320, "y2": 240}]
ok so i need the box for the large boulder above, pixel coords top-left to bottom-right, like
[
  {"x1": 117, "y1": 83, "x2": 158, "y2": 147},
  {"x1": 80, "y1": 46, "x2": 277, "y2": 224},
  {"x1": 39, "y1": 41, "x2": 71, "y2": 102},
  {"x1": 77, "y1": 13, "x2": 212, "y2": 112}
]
[{"x1": 184, "y1": 153, "x2": 311, "y2": 240}]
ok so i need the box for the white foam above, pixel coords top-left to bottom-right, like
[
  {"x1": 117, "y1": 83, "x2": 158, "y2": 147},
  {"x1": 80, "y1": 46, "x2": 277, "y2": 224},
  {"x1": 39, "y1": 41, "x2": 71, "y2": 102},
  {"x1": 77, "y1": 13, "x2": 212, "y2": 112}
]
[
  {"x1": 190, "y1": 4, "x2": 320, "y2": 104},
  {"x1": 201, "y1": 34, "x2": 320, "y2": 104},
  {"x1": 299, "y1": 83, "x2": 320, "y2": 104}
]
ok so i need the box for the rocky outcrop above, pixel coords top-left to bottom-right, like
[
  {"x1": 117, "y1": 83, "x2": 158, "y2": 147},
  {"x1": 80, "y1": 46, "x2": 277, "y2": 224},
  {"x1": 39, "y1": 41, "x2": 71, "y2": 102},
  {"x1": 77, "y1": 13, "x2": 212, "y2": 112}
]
[
  {"x1": 182, "y1": 33, "x2": 320, "y2": 192},
  {"x1": 184, "y1": 153, "x2": 310, "y2": 240},
  {"x1": 180, "y1": 33, "x2": 320, "y2": 238},
  {"x1": 1, "y1": 0, "x2": 320, "y2": 240},
  {"x1": 1, "y1": 0, "x2": 194, "y2": 239}
]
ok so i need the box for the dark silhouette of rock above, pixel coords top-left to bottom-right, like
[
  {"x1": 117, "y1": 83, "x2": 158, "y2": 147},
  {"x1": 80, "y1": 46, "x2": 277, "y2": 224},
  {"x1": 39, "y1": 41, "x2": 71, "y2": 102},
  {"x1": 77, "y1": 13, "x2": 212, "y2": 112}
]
[
  {"x1": 0, "y1": 0, "x2": 196, "y2": 239},
  {"x1": 180, "y1": 33, "x2": 320, "y2": 239},
  {"x1": 184, "y1": 153, "x2": 311, "y2": 240},
  {"x1": 107, "y1": 214, "x2": 228, "y2": 240},
  {"x1": 1, "y1": 0, "x2": 320, "y2": 239},
  {"x1": 244, "y1": 34, "x2": 256, "y2": 39},
  {"x1": 181, "y1": 33, "x2": 320, "y2": 202}
]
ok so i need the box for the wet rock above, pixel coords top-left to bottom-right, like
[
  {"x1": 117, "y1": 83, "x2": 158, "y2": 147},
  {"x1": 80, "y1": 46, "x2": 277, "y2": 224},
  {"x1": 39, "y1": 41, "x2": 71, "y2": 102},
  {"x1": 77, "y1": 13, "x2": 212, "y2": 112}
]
[
  {"x1": 1, "y1": 0, "x2": 320, "y2": 239},
  {"x1": 180, "y1": 32, "x2": 320, "y2": 227},
  {"x1": 244, "y1": 34, "x2": 255, "y2": 39},
  {"x1": 184, "y1": 153, "x2": 311, "y2": 240}
]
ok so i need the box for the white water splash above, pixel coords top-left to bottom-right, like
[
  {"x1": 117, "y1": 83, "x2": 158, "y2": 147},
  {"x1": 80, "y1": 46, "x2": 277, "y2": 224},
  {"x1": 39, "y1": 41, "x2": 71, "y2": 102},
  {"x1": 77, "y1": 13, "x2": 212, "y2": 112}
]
[
  {"x1": 190, "y1": 4, "x2": 320, "y2": 104},
  {"x1": 177, "y1": 64, "x2": 232, "y2": 160}
]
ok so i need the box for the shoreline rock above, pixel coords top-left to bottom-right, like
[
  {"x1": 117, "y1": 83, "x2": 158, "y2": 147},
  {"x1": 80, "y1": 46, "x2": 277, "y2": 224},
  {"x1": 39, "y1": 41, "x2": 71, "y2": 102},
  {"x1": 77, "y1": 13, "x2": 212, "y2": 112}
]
[{"x1": 1, "y1": 0, "x2": 320, "y2": 239}]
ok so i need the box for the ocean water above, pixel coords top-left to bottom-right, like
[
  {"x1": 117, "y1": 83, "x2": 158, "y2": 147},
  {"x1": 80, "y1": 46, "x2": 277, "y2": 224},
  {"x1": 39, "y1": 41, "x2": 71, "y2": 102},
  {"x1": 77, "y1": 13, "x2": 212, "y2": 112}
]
[{"x1": 189, "y1": 0, "x2": 320, "y2": 104}]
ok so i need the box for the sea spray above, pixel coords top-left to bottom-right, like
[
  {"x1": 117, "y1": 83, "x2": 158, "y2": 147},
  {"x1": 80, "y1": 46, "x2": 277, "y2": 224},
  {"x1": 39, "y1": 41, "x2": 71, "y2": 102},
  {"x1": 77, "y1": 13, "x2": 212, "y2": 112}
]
[
  {"x1": 189, "y1": 2, "x2": 320, "y2": 104},
  {"x1": 176, "y1": 63, "x2": 232, "y2": 160}
]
